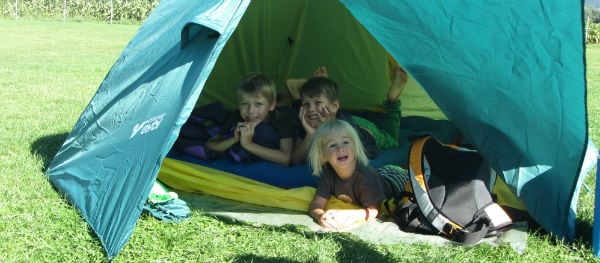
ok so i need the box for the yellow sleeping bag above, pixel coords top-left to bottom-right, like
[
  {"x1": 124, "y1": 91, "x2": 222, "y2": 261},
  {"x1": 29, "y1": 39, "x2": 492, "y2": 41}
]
[{"x1": 157, "y1": 158, "x2": 359, "y2": 212}]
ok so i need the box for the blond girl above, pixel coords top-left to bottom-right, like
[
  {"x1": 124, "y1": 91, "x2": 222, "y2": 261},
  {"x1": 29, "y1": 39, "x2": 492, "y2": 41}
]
[{"x1": 307, "y1": 120, "x2": 386, "y2": 229}]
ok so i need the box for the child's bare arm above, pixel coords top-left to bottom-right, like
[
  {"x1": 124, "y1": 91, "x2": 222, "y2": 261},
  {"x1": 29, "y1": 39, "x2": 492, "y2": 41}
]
[
  {"x1": 309, "y1": 195, "x2": 329, "y2": 226},
  {"x1": 242, "y1": 137, "x2": 293, "y2": 166},
  {"x1": 365, "y1": 205, "x2": 380, "y2": 221},
  {"x1": 205, "y1": 134, "x2": 238, "y2": 152},
  {"x1": 291, "y1": 107, "x2": 316, "y2": 165}
]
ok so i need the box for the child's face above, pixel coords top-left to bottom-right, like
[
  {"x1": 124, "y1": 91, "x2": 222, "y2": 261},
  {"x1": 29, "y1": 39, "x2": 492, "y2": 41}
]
[
  {"x1": 323, "y1": 133, "x2": 356, "y2": 172},
  {"x1": 301, "y1": 94, "x2": 339, "y2": 128},
  {"x1": 238, "y1": 91, "x2": 275, "y2": 124}
]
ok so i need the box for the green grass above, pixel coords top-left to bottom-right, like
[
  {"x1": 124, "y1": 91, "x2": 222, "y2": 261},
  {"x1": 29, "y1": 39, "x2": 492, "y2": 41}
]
[{"x1": 1, "y1": 19, "x2": 599, "y2": 263}]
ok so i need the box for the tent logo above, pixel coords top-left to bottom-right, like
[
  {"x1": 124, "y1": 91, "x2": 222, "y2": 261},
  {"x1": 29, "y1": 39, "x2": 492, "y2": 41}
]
[{"x1": 130, "y1": 113, "x2": 167, "y2": 139}]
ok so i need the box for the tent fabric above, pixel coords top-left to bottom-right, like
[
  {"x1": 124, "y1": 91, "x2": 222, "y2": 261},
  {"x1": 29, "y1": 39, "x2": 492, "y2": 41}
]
[
  {"x1": 47, "y1": 0, "x2": 252, "y2": 260},
  {"x1": 45, "y1": 0, "x2": 589, "y2": 260},
  {"x1": 197, "y1": 0, "x2": 390, "y2": 112},
  {"x1": 340, "y1": 0, "x2": 587, "y2": 241},
  {"x1": 196, "y1": 0, "x2": 446, "y2": 119}
]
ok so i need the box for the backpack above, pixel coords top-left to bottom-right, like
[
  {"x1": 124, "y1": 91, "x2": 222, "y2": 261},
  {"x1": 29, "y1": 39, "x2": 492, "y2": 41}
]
[{"x1": 384, "y1": 136, "x2": 513, "y2": 245}]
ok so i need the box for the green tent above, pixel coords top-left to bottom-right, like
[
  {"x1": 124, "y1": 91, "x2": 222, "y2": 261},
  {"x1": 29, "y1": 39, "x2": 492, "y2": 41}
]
[{"x1": 46, "y1": 0, "x2": 592, "y2": 260}]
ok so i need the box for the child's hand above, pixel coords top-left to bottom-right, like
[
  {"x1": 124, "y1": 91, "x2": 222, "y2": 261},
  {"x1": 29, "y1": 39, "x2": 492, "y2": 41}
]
[
  {"x1": 233, "y1": 125, "x2": 241, "y2": 142},
  {"x1": 237, "y1": 122, "x2": 255, "y2": 147},
  {"x1": 317, "y1": 105, "x2": 336, "y2": 122},
  {"x1": 299, "y1": 107, "x2": 317, "y2": 135},
  {"x1": 299, "y1": 105, "x2": 336, "y2": 134},
  {"x1": 319, "y1": 209, "x2": 359, "y2": 229},
  {"x1": 317, "y1": 211, "x2": 337, "y2": 229}
]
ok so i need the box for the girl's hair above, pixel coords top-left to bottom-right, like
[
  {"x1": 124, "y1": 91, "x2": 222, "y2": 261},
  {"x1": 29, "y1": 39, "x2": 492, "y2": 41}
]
[
  {"x1": 307, "y1": 119, "x2": 369, "y2": 175},
  {"x1": 236, "y1": 72, "x2": 277, "y2": 103}
]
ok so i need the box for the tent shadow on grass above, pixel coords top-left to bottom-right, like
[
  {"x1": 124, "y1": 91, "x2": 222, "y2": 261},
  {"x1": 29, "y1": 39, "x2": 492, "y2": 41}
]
[
  {"x1": 574, "y1": 209, "x2": 594, "y2": 246},
  {"x1": 237, "y1": 222, "x2": 395, "y2": 262},
  {"x1": 187, "y1": 211, "x2": 397, "y2": 263},
  {"x1": 233, "y1": 254, "x2": 304, "y2": 263},
  {"x1": 30, "y1": 133, "x2": 69, "y2": 172}
]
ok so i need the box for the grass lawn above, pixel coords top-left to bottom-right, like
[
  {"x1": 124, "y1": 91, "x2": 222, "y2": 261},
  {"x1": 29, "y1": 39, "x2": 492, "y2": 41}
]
[{"x1": 0, "y1": 19, "x2": 599, "y2": 263}]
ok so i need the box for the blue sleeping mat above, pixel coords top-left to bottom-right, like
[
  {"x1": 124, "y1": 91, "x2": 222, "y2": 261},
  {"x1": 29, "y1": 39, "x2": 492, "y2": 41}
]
[{"x1": 166, "y1": 145, "x2": 410, "y2": 189}]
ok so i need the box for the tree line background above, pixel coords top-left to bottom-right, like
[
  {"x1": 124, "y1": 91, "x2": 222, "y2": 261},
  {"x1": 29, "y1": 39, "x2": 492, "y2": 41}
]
[
  {"x1": 2, "y1": 0, "x2": 600, "y2": 44},
  {"x1": 1, "y1": 0, "x2": 158, "y2": 23}
]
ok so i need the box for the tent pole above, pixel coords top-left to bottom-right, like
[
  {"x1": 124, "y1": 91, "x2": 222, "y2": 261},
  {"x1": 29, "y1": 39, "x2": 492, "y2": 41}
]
[
  {"x1": 593, "y1": 151, "x2": 600, "y2": 257},
  {"x1": 62, "y1": 0, "x2": 66, "y2": 22},
  {"x1": 586, "y1": 16, "x2": 590, "y2": 44},
  {"x1": 110, "y1": 0, "x2": 113, "y2": 25}
]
